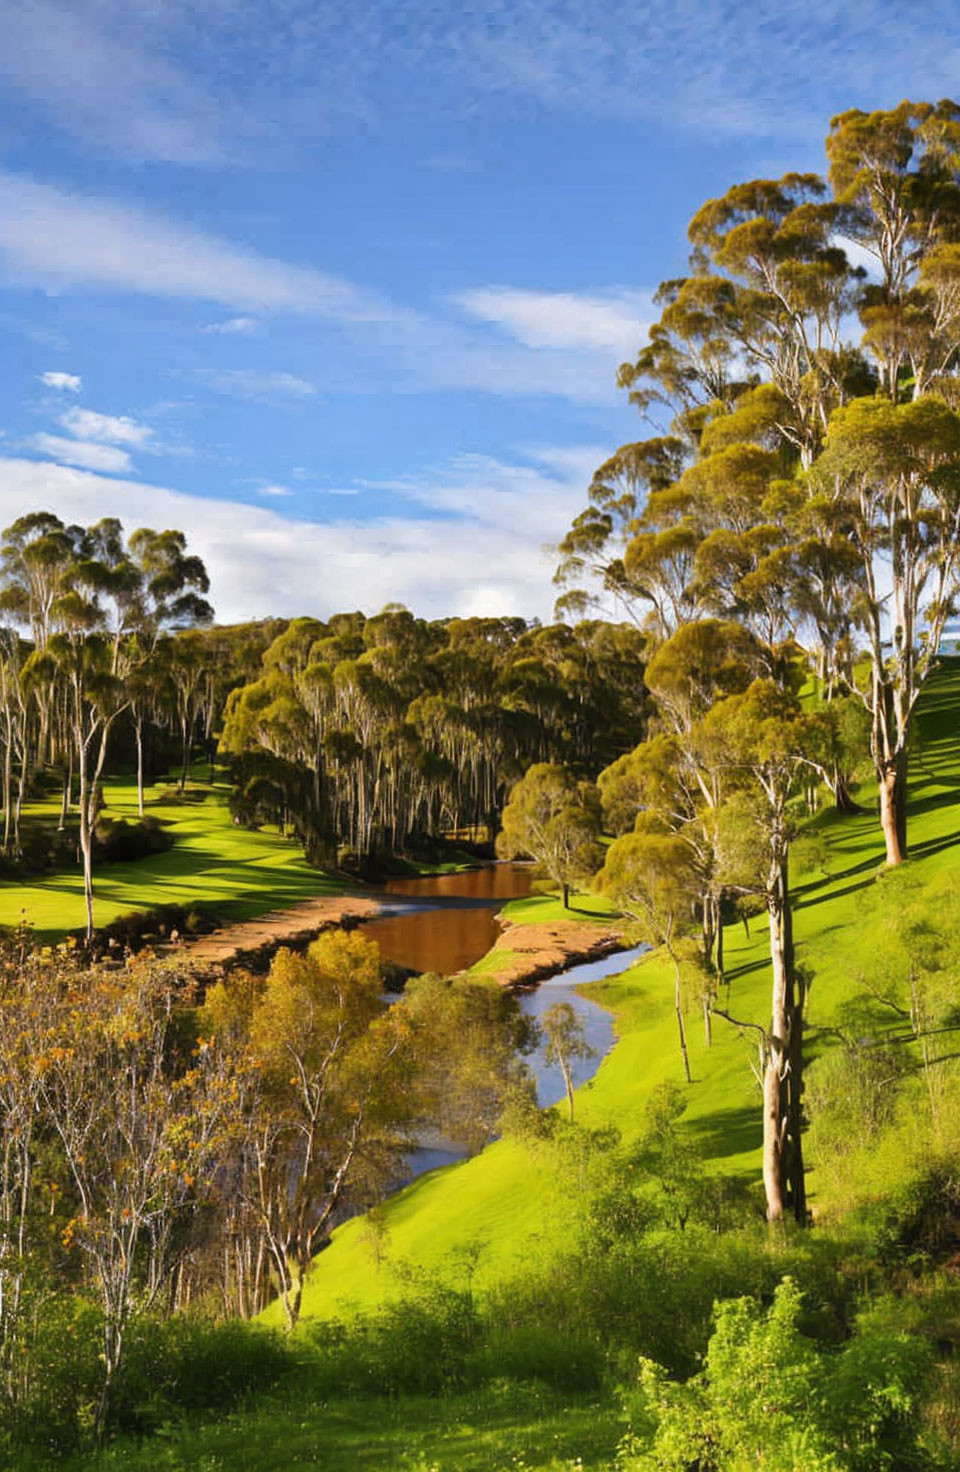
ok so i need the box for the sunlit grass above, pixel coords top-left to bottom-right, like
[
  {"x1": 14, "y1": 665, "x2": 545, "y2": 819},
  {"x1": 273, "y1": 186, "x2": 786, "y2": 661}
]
[
  {"x1": 1, "y1": 773, "x2": 349, "y2": 938},
  {"x1": 57, "y1": 1386, "x2": 621, "y2": 1472}
]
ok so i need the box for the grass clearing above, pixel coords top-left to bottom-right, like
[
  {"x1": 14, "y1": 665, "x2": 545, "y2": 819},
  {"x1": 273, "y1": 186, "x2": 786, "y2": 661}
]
[
  {"x1": 58, "y1": 1386, "x2": 622, "y2": 1472},
  {"x1": 2, "y1": 774, "x2": 350, "y2": 938}
]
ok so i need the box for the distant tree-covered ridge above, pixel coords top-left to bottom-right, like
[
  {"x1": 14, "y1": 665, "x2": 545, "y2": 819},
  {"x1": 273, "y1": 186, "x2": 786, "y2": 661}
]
[{"x1": 220, "y1": 608, "x2": 648, "y2": 863}]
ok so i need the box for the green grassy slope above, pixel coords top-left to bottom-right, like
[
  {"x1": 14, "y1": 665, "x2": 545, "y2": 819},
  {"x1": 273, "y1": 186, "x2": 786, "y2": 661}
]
[
  {"x1": 283, "y1": 660, "x2": 960, "y2": 1325},
  {"x1": 1, "y1": 774, "x2": 348, "y2": 937}
]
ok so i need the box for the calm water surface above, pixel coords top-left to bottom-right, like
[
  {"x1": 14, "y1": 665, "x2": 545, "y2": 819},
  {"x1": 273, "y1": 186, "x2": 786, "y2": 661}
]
[{"x1": 364, "y1": 863, "x2": 533, "y2": 976}]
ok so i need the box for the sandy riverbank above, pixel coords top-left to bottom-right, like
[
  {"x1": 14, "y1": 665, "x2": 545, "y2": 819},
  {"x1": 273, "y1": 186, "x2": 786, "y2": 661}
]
[
  {"x1": 477, "y1": 917, "x2": 627, "y2": 988},
  {"x1": 175, "y1": 893, "x2": 382, "y2": 969}
]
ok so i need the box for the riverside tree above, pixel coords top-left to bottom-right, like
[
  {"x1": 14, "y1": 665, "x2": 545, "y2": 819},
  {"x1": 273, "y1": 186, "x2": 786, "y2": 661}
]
[
  {"x1": 599, "y1": 822, "x2": 700, "y2": 1083},
  {"x1": 202, "y1": 931, "x2": 419, "y2": 1331},
  {"x1": 541, "y1": 1001, "x2": 595, "y2": 1122},
  {"x1": 495, "y1": 762, "x2": 603, "y2": 909}
]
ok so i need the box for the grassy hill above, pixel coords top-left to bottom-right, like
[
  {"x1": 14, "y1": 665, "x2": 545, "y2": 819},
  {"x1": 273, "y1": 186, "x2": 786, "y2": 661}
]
[
  {"x1": 42, "y1": 662, "x2": 960, "y2": 1469},
  {"x1": 271, "y1": 660, "x2": 960, "y2": 1325}
]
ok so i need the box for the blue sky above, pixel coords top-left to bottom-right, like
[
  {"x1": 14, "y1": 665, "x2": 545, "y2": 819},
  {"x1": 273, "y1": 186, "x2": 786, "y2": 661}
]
[{"x1": 0, "y1": 0, "x2": 957, "y2": 621}]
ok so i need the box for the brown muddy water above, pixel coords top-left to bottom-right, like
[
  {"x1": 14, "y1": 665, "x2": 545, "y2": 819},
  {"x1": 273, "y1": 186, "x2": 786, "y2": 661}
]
[{"x1": 363, "y1": 862, "x2": 534, "y2": 975}]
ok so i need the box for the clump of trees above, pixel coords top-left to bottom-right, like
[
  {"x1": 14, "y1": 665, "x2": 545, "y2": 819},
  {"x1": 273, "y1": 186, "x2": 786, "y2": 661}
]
[
  {"x1": 0, "y1": 930, "x2": 529, "y2": 1441},
  {"x1": 0, "y1": 513, "x2": 216, "y2": 937},
  {"x1": 220, "y1": 608, "x2": 647, "y2": 864},
  {"x1": 558, "y1": 99, "x2": 960, "y2": 1224}
]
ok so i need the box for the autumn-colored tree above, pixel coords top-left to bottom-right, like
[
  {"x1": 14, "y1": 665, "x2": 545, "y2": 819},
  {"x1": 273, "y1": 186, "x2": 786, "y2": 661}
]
[
  {"x1": 203, "y1": 931, "x2": 419, "y2": 1330},
  {"x1": 38, "y1": 957, "x2": 231, "y2": 1433}
]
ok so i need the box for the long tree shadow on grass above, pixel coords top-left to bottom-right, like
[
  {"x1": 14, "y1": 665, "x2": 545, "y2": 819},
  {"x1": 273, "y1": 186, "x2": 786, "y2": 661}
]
[{"x1": 685, "y1": 1105, "x2": 759, "y2": 1162}]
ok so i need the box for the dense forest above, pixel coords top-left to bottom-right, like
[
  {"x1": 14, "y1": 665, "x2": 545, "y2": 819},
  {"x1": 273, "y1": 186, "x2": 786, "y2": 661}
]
[{"x1": 2, "y1": 100, "x2": 960, "y2": 1469}]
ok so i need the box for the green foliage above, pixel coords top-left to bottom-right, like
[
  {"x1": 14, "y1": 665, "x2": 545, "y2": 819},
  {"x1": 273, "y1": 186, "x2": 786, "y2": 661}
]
[
  {"x1": 620, "y1": 1278, "x2": 932, "y2": 1471},
  {"x1": 497, "y1": 763, "x2": 603, "y2": 902}
]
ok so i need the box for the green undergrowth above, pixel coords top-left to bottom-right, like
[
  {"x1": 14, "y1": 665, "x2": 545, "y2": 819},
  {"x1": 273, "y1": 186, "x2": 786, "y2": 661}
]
[
  {"x1": 52, "y1": 1385, "x2": 620, "y2": 1472},
  {"x1": 0, "y1": 774, "x2": 350, "y2": 939}
]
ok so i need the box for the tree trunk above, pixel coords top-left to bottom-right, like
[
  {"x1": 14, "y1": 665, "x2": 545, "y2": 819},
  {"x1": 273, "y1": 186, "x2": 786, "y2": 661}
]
[
  {"x1": 2, "y1": 721, "x2": 11, "y2": 856},
  {"x1": 764, "y1": 854, "x2": 805, "y2": 1224},
  {"x1": 179, "y1": 719, "x2": 191, "y2": 794},
  {"x1": 715, "y1": 898, "x2": 724, "y2": 980},
  {"x1": 58, "y1": 751, "x2": 71, "y2": 832},
  {"x1": 78, "y1": 737, "x2": 95, "y2": 943},
  {"x1": 560, "y1": 1056, "x2": 575, "y2": 1122},
  {"x1": 562, "y1": 881, "x2": 570, "y2": 909},
  {"x1": 879, "y1": 748, "x2": 907, "y2": 866},
  {"x1": 135, "y1": 718, "x2": 145, "y2": 818},
  {"x1": 668, "y1": 946, "x2": 692, "y2": 1084},
  {"x1": 833, "y1": 768, "x2": 865, "y2": 815}
]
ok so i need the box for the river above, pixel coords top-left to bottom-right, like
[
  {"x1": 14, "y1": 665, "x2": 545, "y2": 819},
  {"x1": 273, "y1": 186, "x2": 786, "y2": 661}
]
[{"x1": 364, "y1": 864, "x2": 646, "y2": 1179}]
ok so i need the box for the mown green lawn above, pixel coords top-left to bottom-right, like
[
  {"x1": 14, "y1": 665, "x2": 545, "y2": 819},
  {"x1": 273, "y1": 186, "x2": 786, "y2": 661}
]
[{"x1": 1, "y1": 775, "x2": 349, "y2": 938}]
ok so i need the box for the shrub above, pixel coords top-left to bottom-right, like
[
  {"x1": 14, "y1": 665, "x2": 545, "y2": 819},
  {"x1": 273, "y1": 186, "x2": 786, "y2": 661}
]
[{"x1": 93, "y1": 815, "x2": 172, "y2": 863}]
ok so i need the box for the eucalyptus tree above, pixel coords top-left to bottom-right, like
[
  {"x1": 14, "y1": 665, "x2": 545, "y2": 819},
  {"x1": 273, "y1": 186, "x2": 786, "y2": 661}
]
[
  {"x1": 562, "y1": 98, "x2": 960, "y2": 863},
  {"x1": 698, "y1": 680, "x2": 827, "y2": 1222},
  {"x1": 496, "y1": 763, "x2": 602, "y2": 909},
  {"x1": 813, "y1": 394, "x2": 960, "y2": 862},
  {"x1": 0, "y1": 514, "x2": 212, "y2": 935},
  {"x1": 541, "y1": 1001, "x2": 594, "y2": 1122},
  {"x1": 599, "y1": 822, "x2": 701, "y2": 1081}
]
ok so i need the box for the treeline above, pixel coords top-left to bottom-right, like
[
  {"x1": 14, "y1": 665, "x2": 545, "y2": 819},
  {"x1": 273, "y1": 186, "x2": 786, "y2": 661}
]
[
  {"x1": 220, "y1": 607, "x2": 647, "y2": 864},
  {"x1": 0, "y1": 512, "x2": 231, "y2": 937},
  {"x1": 0, "y1": 515, "x2": 647, "y2": 925},
  {"x1": 0, "y1": 930, "x2": 528, "y2": 1447}
]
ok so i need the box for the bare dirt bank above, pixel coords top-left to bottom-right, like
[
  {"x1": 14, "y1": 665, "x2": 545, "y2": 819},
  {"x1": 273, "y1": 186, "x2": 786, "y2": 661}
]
[
  {"x1": 173, "y1": 893, "x2": 382, "y2": 970},
  {"x1": 478, "y1": 918, "x2": 627, "y2": 989}
]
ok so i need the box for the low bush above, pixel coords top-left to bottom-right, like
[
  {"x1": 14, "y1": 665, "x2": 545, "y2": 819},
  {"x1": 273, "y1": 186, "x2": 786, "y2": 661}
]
[{"x1": 93, "y1": 815, "x2": 172, "y2": 863}]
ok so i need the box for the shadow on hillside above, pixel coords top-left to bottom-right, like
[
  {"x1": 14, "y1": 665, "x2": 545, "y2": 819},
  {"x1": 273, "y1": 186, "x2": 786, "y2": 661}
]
[{"x1": 686, "y1": 1105, "x2": 759, "y2": 1160}]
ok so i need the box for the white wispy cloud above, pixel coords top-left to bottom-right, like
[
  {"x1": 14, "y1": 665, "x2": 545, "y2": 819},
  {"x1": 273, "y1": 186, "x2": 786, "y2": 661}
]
[
  {"x1": 200, "y1": 370, "x2": 317, "y2": 401},
  {"x1": 455, "y1": 287, "x2": 651, "y2": 355},
  {"x1": 0, "y1": 170, "x2": 647, "y2": 406},
  {"x1": 201, "y1": 317, "x2": 261, "y2": 335},
  {"x1": 59, "y1": 407, "x2": 154, "y2": 447},
  {"x1": 27, "y1": 435, "x2": 132, "y2": 473},
  {"x1": 372, "y1": 447, "x2": 603, "y2": 539},
  {"x1": 4, "y1": 1, "x2": 960, "y2": 166},
  {"x1": 257, "y1": 483, "x2": 294, "y2": 497},
  {"x1": 0, "y1": 0, "x2": 224, "y2": 164},
  {"x1": 39, "y1": 370, "x2": 82, "y2": 392},
  {"x1": 0, "y1": 445, "x2": 599, "y2": 620},
  {"x1": 0, "y1": 170, "x2": 403, "y2": 323}
]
